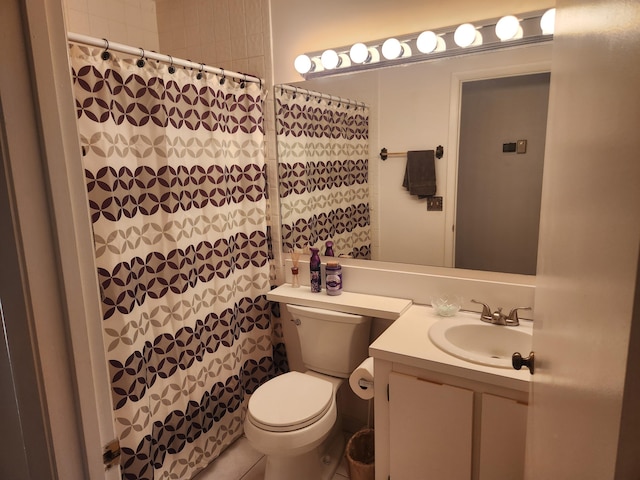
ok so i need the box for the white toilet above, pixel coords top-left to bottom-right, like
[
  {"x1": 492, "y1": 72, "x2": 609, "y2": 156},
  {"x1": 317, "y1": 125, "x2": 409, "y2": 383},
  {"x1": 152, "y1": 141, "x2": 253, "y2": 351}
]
[{"x1": 244, "y1": 304, "x2": 372, "y2": 480}]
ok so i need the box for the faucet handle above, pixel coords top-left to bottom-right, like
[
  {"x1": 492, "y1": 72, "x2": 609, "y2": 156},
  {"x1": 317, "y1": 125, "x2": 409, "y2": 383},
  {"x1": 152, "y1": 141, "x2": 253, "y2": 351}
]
[
  {"x1": 471, "y1": 299, "x2": 492, "y2": 322},
  {"x1": 506, "y1": 306, "x2": 532, "y2": 325}
]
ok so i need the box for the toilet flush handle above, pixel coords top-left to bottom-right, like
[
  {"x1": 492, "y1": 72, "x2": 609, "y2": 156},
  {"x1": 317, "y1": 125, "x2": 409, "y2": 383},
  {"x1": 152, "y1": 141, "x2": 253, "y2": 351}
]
[{"x1": 290, "y1": 317, "x2": 301, "y2": 326}]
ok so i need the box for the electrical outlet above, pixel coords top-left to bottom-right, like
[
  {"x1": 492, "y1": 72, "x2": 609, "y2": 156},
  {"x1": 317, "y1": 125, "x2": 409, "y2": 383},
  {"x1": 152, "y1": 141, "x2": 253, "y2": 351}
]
[{"x1": 427, "y1": 196, "x2": 443, "y2": 211}]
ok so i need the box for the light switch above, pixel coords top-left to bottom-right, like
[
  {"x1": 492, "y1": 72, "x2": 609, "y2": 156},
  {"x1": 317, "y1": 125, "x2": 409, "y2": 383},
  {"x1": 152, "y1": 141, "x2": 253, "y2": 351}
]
[
  {"x1": 517, "y1": 139, "x2": 527, "y2": 154},
  {"x1": 427, "y1": 196, "x2": 443, "y2": 211}
]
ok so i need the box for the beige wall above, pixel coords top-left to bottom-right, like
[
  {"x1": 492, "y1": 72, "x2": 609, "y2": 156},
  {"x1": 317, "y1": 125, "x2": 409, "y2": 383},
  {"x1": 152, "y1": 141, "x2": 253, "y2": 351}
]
[
  {"x1": 62, "y1": 0, "x2": 160, "y2": 51},
  {"x1": 156, "y1": 0, "x2": 270, "y2": 80}
]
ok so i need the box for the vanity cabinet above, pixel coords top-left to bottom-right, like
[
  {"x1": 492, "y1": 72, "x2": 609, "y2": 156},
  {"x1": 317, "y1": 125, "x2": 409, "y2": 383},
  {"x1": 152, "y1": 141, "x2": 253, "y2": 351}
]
[
  {"x1": 368, "y1": 305, "x2": 531, "y2": 480},
  {"x1": 373, "y1": 360, "x2": 529, "y2": 480},
  {"x1": 389, "y1": 372, "x2": 473, "y2": 479}
]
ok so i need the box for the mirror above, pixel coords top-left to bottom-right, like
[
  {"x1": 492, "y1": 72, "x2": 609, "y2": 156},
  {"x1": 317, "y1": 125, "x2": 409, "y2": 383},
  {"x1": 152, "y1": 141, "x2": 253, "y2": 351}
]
[{"x1": 276, "y1": 42, "x2": 552, "y2": 275}]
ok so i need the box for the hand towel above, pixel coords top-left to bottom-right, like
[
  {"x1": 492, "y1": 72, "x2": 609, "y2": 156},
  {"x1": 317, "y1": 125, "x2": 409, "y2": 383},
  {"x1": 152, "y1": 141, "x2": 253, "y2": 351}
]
[{"x1": 403, "y1": 150, "x2": 436, "y2": 197}]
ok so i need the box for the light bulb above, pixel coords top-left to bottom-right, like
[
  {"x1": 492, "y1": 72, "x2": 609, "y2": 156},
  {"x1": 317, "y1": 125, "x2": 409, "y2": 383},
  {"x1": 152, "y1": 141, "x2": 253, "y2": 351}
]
[
  {"x1": 321, "y1": 49, "x2": 340, "y2": 70},
  {"x1": 495, "y1": 16, "x2": 523, "y2": 41},
  {"x1": 454, "y1": 23, "x2": 482, "y2": 48},
  {"x1": 350, "y1": 43, "x2": 370, "y2": 64},
  {"x1": 416, "y1": 31, "x2": 446, "y2": 54},
  {"x1": 382, "y1": 38, "x2": 402, "y2": 59},
  {"x1": 294, "y1": 54, "x2": 313, "y2": 74},
  {"x1": 540, "y1": 8, "x2": 556, "y2": 35}
]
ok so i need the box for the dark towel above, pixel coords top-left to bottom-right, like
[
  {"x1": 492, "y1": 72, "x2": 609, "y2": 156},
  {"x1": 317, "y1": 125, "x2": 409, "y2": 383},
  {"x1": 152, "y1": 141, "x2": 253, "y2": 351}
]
[{"x1": 403, "y1": 150, "x2": 436, "y2": 197}]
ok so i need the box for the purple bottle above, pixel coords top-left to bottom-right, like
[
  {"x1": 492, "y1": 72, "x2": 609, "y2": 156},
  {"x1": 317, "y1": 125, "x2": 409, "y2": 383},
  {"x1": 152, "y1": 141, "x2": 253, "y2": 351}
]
[
  {"x1": 310, "y1": 248, "x2": 322, "y2": 293},
  {"x1": 324, "y1": 241, "x2": 335, "y2": 257}
]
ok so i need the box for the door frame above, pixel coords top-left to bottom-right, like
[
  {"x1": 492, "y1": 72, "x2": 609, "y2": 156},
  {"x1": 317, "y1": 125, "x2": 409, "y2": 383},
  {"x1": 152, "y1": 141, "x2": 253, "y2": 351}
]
[{"x1": 1, "y1": 0, "x2": 118, "y2": 478}]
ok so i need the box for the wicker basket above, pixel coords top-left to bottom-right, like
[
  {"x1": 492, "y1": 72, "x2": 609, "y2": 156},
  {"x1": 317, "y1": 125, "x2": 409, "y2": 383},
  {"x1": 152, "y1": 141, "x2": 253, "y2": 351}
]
[{"x1": 345, "y1": 428, "x2": 375, "y2": 480}]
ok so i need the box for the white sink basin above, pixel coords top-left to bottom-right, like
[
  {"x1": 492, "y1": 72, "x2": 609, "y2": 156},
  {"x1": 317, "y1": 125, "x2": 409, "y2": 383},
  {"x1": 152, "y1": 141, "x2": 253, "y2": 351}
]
[{"x1": 428, "y1": 317, "x2": 532, "y2": 368}]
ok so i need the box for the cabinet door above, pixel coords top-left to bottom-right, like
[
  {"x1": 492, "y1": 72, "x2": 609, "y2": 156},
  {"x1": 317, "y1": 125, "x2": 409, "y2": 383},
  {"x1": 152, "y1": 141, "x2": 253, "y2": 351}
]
[
  {"x1": 389, "y1": 372, "x2": 473, "y2": 480},
  {"x1": 479, "y1": 393, "x2": 527, "y2": 480}
]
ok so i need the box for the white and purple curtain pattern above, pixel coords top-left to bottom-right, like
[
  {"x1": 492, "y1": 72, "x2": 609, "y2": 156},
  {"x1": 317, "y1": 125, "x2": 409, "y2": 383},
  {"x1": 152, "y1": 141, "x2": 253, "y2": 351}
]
[
  {"x1": 69, "y1": 44, "x2": 286, "y2": 480},
  {"x1": 276, "y1": 88, "x2": 371, "y2": 258}
]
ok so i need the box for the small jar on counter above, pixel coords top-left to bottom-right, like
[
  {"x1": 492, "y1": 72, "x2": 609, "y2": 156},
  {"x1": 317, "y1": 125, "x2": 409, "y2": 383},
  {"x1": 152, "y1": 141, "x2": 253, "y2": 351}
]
[{"x1": 325, "y1": 262, "x2": 342, "y2": 296}]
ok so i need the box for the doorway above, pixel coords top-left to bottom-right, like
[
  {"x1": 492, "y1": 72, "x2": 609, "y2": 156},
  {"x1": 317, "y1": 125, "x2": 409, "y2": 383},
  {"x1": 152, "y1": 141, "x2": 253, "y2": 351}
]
[{"x1": 454, "y1": 73, "x2": 550, "y2": 275}]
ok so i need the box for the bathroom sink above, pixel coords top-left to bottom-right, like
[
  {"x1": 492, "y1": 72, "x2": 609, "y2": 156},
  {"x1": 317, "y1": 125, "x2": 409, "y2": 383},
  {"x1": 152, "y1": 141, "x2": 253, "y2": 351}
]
[{"x1": 428, "y1": 317, "x2": 532, "y2": 368}]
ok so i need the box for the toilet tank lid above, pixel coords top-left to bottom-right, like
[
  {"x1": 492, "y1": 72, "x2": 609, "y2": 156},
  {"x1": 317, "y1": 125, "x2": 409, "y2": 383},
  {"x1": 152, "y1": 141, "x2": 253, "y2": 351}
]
[
  {"x1": 248, "y1": 372, "x2": 333, "y2": 430},
  {"x1": 286, "y1": 304, "x2": 371, "y2": 324}
]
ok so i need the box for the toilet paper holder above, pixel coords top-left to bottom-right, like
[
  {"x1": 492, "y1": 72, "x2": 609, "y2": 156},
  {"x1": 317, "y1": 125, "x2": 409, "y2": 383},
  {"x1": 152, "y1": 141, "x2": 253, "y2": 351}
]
[{"x1": 358, "y1": 379, "x2": 374, "y2": 389}]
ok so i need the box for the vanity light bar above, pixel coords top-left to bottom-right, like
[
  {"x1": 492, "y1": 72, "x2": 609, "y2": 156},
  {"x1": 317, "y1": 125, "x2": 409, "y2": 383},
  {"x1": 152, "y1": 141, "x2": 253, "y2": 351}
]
[{"x1": 295, "y1": 9, "x2": 555, "y2": 78}]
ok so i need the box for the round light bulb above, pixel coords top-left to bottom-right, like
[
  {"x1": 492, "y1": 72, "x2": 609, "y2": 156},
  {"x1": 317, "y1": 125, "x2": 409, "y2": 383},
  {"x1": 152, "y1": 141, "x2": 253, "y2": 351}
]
[
  {"x1": 495, "y1": 16, "x2": 522, "y2": 41},
  {"x1": 321, "y1": 49, "x2": 340, "y2": 70},
  {"x1": 454, "y1": 23, "x2": 481, "y2": 48},
  {"x1": 416, "y1": 31, "x2": 439, "y2": 53},
  {"x1": 294, "y1": 54, "x2": 313, "y2": 74},
  {"x1": 350, "y1": 43, "x2": 370, "y2": 64},
  {"x1": 382, "y1": 38, "x2": 403, "y2": 59},
  {"x1": 540, "y1": 8, "x2": 556, "y2": 35}
]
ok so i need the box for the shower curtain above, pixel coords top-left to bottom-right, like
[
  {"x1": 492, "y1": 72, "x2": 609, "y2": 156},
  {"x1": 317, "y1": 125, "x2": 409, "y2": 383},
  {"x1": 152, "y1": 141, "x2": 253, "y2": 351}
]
[
  {"x1": 69, "y1": 44, "x2": 284, "y2": 480},
  {"x1": 276, "y1": 88, "x2": 371, "y2": 258}
]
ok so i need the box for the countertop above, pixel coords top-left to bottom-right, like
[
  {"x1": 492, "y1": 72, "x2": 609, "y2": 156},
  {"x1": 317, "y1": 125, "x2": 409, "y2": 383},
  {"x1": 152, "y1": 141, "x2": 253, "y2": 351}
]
[
  {"x1": 267, "y1": 284, "x2": 413, "y2": 320},
  {"x1": 369, "y1": 304, "x2": 532, "y2": 392}
]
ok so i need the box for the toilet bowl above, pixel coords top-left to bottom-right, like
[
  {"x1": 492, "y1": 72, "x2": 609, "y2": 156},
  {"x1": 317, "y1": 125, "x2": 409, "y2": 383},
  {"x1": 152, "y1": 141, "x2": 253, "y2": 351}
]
[
  {"x1": 244, "y1": 371, "x2": 345, "y2": 480},
  {"x1": 243, "y1": 304, "x2": 372, "y2": 480}
]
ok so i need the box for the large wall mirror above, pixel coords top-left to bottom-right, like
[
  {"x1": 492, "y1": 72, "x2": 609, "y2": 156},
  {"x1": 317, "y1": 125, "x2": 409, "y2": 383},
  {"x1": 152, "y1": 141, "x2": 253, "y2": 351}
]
[{"x1": 276, "y1": 42, "x2": 552, "y2": 276}]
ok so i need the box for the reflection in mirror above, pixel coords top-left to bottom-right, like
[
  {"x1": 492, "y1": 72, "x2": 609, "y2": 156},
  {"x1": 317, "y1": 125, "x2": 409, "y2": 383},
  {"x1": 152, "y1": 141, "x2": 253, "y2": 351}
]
[
  {"x1": 455, "y1": 73, "x2": 550, "y2": 275},
  {"x1": 277, "y1": 42, "x2": 552, "y2": 274},
  {"x1": 275, "y1": 86, "x2": 372, "y2": 259}
]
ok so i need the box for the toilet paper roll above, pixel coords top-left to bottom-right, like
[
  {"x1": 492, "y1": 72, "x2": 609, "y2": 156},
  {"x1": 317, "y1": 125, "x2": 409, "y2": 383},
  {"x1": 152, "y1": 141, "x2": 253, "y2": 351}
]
[{"x1": 349, "y1": 357, "x2": 375, "y2": 400}]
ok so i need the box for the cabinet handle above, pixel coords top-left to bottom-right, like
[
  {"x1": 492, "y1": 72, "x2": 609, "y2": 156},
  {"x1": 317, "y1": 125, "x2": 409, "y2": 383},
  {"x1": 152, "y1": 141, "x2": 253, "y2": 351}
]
[{"x1": 512, "y1": 351, "x2": 535, "y2": 375}]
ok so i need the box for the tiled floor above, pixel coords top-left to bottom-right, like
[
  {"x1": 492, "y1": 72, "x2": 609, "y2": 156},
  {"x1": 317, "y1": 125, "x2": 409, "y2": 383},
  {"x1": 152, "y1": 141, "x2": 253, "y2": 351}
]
[{"x1": 192, "y1": 434, "x2": 350, "y2": 480}]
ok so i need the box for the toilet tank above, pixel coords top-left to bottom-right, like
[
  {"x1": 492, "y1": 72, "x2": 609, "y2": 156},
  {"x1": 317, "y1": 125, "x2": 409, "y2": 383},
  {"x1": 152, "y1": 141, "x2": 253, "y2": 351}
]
[{"x1": 286, "y1": 304, "x2": 372, "y2": 378}]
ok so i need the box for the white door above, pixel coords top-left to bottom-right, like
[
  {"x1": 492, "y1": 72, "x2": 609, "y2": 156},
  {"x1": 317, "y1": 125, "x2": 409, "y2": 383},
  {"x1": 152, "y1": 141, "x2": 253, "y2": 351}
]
[{"x1": 525, "y1": 0, "x2": 640, "y2": 478}]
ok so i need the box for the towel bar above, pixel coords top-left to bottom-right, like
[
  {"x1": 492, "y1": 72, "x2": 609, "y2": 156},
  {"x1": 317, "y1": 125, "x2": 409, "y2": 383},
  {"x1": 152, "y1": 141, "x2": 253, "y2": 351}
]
[{"x1": 380, "y1": 145, "x2": 444, "y2": 160}]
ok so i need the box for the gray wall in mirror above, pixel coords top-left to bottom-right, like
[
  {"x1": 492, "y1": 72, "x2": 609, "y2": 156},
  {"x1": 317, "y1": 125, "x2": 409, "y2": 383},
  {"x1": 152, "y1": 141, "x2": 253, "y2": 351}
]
[{"x1": 277, "y1": 43, "x2": 553, "y2": 274}]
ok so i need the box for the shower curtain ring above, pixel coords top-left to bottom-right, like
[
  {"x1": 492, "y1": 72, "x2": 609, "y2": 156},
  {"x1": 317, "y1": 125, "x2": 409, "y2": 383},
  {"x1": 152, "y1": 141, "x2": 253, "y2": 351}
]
[
  {"x1": 293, "y1": 87, "x2": 297, "y2": 99},
  {"x1": 101, "y1": 38, "x2": 111, "y2": 60},
  {"x1": 167, "y1": 56, "x2": 175, "y2": 74},
  {"x1": 197, "y1": 63, "x2": 204, "y2": 80},
  {"x1": 219, "y1": 69, "x2": 226, "y2": 85},
  {"x1": 240, "y1": 74, "x2": 246, "y2": 88},
  {"x1": 136, "y1": 48, "x2": 146, "y2": 68}
]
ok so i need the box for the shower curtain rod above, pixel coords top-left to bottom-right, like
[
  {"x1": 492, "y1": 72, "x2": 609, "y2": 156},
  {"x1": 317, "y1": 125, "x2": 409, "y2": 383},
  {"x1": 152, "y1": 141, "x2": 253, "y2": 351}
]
[
  {"x1": 278, "y1": 84, "x2": 368, "y2": 109},
  {"x1": 67, "y1": 32, "x2": 263, "y2": 86}
]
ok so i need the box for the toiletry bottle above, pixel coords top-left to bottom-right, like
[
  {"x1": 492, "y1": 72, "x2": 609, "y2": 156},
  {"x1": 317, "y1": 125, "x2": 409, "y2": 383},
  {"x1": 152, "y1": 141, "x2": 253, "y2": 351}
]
[
  {"x1": 309, "y1": 248, "x2": 322, "y2": 293},
  {"x1": 324, "y1": 240, "x2": 334, "y2": 257},
  {"x1": 291, "y1": 266, "x2": 300, "y2": 288},
  {"x1": 290, "y1": 248, "x2": 301, "y2": 288},
  {"x1": 325, "y1": 262, "x2": 342, "y2": 296}
]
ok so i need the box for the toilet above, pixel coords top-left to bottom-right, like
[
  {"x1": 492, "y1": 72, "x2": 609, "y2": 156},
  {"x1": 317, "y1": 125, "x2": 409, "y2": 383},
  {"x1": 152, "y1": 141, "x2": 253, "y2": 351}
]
[{"x1": 244, "y1": 304, "x2": 372, "y2": 480}]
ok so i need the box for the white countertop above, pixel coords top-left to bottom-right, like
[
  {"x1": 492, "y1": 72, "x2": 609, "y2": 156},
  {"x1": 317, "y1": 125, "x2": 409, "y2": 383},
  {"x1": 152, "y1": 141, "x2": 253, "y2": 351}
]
[
  {"x1": 369, "y1": 304, "x2": 532, "y2": 392},
  {"x1": 267, "y1": 284, "x2": 413, "y2": 320}
]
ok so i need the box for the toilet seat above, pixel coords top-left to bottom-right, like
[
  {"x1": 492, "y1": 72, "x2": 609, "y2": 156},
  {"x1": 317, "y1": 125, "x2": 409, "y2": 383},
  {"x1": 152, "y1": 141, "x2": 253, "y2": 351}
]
[{"x1": 248, "y1": 372, "x2": 333, "y2": 432}]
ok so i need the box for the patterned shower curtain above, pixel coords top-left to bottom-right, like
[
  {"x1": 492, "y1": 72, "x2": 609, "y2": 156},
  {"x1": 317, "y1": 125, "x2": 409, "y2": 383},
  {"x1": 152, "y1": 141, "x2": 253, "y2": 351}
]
[
  {"x1": 276, "y1": 87, "x2": 371, "y2": 258},
  {"x1": 69, "y1": 44, "x2": 283, "y2": 480}
]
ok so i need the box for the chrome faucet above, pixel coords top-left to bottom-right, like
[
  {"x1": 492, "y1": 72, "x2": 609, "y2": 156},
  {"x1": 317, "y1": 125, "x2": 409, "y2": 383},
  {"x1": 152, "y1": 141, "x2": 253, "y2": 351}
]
[{"x1": 471, "y1": 300, "x2": 531, "y2": 326}]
